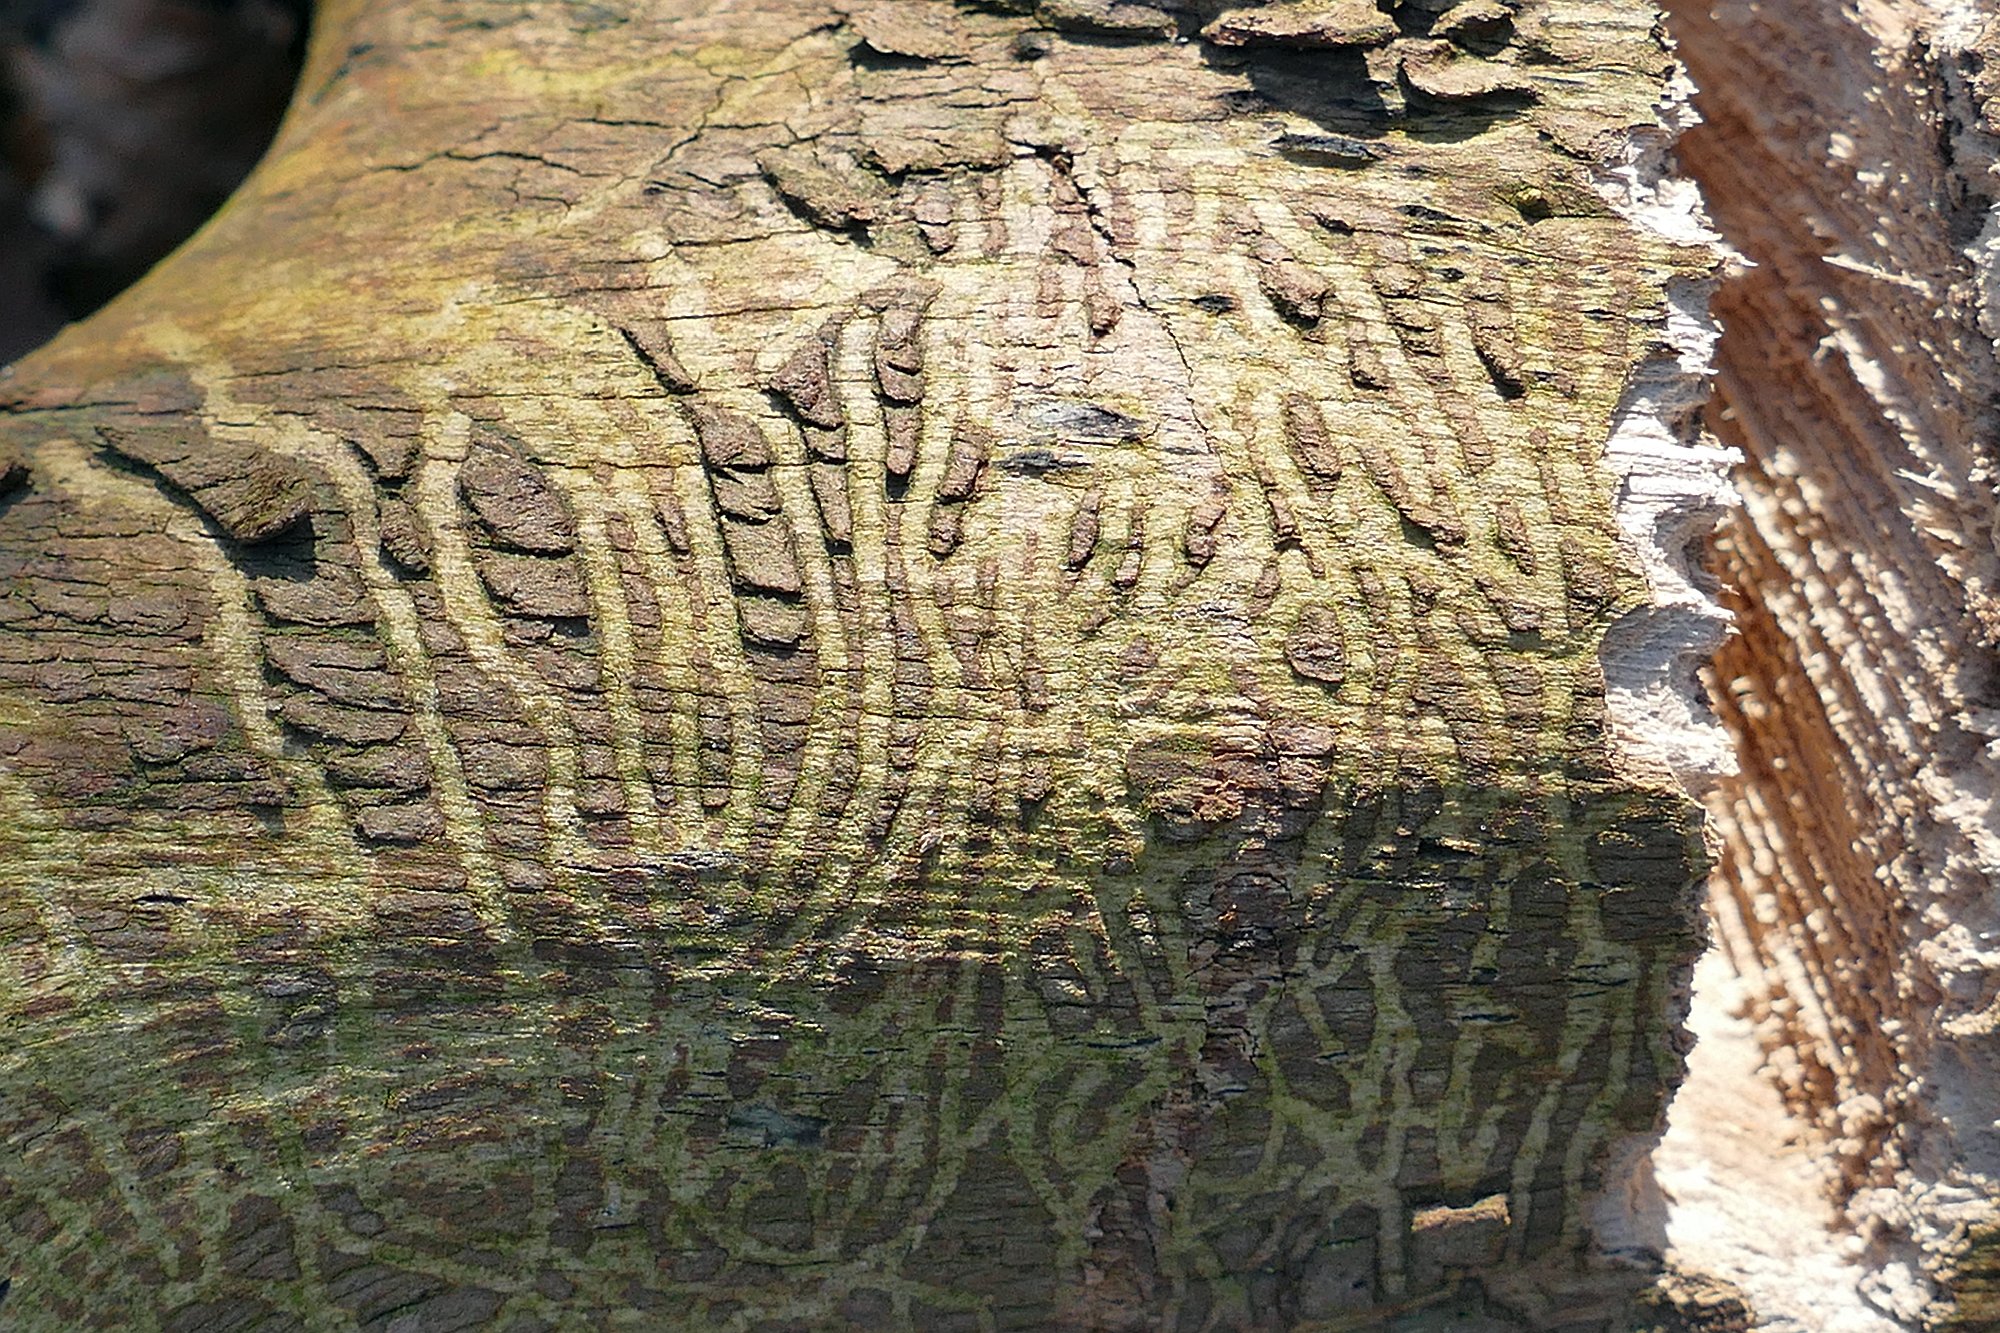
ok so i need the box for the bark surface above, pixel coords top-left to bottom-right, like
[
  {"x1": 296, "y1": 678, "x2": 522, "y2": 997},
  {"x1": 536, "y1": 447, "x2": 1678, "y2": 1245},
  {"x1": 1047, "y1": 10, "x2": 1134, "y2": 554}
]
[{"x1": 0, "y1": 0, "x2": 1723, "y2": 1328}]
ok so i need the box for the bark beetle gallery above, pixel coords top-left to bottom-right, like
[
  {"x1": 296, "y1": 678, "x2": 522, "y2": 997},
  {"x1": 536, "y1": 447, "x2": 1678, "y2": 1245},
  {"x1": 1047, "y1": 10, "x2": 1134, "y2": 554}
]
[{"x1": 0, "y1": 0, "x2": 1969, "y2": 1328}]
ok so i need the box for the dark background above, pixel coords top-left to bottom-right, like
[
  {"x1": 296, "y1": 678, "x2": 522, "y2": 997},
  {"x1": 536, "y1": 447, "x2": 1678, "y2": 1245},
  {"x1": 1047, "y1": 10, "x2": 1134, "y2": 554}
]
[{"x1": 0, "y1": 0, "x2": 307, "y2": 363}]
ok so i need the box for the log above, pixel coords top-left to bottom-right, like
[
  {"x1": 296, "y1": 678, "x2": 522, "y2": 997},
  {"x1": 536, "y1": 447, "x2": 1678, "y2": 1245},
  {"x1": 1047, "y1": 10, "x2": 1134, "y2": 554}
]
[{"x1": 0, "y1": 0, "x2": 1753, "y2": 1327}]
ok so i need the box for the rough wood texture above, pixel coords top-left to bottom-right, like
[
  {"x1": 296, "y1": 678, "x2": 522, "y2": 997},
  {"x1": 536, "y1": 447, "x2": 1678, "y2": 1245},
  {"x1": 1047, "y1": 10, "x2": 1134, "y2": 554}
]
[
  {"x1": 0, "y1": 0, "x2": 1724, "y2": 1327},
  {"x1": 1665, "y1": 0, "x2": 2000, "y2": 1326}
]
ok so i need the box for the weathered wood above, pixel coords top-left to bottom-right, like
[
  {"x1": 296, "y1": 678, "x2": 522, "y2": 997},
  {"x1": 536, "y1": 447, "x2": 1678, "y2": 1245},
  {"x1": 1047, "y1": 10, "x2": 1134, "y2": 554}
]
[
  {"x1": 0, "y1": 0, "x2": 1730, "y2": 1328},
  {"x1": 1657, "y1": 0, "x2": 2000, "y2": 1327}
]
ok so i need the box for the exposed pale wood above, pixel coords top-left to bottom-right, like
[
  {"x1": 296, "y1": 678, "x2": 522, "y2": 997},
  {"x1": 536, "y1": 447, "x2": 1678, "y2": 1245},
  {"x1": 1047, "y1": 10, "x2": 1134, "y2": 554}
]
[{"x1": 1664, "y1": 0, "x2": 2000, "y2": 1325}]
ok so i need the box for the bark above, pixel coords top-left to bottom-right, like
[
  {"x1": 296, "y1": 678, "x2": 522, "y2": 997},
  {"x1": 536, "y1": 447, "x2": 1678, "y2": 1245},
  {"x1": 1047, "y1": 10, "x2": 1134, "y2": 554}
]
[{"x1": 0, "y1": 0, "x2": 1736, "y2": 1328}]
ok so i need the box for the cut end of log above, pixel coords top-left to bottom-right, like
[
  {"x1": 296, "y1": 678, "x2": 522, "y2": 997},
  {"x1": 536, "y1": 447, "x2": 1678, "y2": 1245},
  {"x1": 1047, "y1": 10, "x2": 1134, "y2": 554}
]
[{"x1": 1654, "y1": 0, "x2": 2000, "y2": 1326}]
